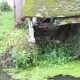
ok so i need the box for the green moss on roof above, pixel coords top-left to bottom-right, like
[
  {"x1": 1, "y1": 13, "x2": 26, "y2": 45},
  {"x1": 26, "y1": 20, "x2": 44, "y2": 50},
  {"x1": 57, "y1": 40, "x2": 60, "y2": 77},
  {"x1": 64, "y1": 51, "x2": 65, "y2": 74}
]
[{"x1": 23, "y1": 0, "x2": 80, "y2": 17}]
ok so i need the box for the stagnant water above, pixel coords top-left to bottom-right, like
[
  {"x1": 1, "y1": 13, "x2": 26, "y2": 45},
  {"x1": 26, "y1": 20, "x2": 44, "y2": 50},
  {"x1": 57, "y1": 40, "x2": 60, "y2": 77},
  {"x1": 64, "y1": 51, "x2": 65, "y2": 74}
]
[
  {"x1": 0, "y1": 68, "x2": 11, "y2": 80},
  {"x1": 48, "y1": 75, "x2": 80, "y2": 80}
]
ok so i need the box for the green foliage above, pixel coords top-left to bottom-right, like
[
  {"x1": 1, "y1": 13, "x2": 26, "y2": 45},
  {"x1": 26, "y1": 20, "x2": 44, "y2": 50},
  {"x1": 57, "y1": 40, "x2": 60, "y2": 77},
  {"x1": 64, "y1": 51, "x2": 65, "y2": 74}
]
[
  {"x1": 13, "y1": 50, "x2": 32, "y2": 69},
  {"x1": 36, "y1": 37, "x2": 73, "y2": 67},
  {"x1": 1, "y1": 11, "x2": 80, "y2": 80},
  {"x1": 13, "y1": 37, "x2": 74, "y2": 69},
  {"x1": 0, "y1": 12, "x2": 14, "y2": 53},
  {"x1": 65, "y1": 37, "x2": 80, "y2": 58},
  {"x1": 66, "y1": 20, "x2": 72, "y2": 24},
  {"x1": 13, "y1": 45, "x2": 38, "y2": 69},
  {"x1": 0, "y1": 1, "x2": 12, "y2": 12},
  {"x1": 0, "y1": 12, "x2": 75, "y2": 69}
]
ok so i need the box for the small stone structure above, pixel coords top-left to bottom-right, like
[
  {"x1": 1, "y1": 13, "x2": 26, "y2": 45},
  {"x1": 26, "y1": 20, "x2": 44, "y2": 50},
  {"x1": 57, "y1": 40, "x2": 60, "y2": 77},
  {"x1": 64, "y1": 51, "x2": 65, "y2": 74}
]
[{"x1": 14, "y1": 0, "x2": 80, "y2": 42}]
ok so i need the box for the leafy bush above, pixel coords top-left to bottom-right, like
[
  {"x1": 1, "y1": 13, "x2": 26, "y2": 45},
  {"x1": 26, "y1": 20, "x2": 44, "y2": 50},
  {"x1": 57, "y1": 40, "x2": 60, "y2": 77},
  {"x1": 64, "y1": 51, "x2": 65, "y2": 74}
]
[
  {"x1": 13, "y1": 37, "x2": 74, "y2": 69},
  {"x1": 0, "y1": 1, "x2": 12, "y2": 12},
  {"x1": 66, "y1": 20, "x2": 71, "y2": 24},
  {"x1": 13, "y1": 45, "x2": 38, "y2": 69},
  {"x1": 13, "y1": 50, "x2": 32, "y2": 69},
  {"x1": 36, "y1": 37, "x2": 73, "y2": 67}
]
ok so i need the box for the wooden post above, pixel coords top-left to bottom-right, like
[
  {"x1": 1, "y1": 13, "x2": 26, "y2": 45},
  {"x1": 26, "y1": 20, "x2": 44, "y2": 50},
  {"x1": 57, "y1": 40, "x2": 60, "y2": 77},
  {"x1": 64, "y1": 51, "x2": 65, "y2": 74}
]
[
  {"x1": 27, "y1": 18, "x2": 35, "y2": 42},
  {"x1": 14, "y1": 0, "x2": 23, "y2": 20}
]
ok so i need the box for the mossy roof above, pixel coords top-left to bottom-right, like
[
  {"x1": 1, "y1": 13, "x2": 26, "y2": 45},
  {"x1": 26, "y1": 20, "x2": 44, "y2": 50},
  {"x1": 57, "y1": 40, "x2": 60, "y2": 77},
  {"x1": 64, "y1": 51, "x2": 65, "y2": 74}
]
[{"x1": 23, "y1": 0, "x2": 80, "y2": 17}]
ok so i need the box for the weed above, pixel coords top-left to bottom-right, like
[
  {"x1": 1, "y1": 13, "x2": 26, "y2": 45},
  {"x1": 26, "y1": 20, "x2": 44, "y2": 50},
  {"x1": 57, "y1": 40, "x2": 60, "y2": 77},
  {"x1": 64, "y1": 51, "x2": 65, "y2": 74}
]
[{"x1": 66, "y1": 20, "x2": 72, "y2": 24}]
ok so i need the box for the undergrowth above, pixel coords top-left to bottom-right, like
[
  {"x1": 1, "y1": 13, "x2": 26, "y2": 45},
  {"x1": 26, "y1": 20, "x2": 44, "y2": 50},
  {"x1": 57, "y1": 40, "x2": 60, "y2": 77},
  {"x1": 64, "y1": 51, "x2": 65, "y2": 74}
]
[
  {"x1": 1, "y1": 11, "x2": 80, "y2": 80},
  {"x1": 36, "y1": 37, "x2": 73, "y2": 66},
  {"x1": 0, "y1": 12, "x2": 77, "y2": 70},
  {"x1": 13, "y1": 37, "x2": 74, "y2": 69}
]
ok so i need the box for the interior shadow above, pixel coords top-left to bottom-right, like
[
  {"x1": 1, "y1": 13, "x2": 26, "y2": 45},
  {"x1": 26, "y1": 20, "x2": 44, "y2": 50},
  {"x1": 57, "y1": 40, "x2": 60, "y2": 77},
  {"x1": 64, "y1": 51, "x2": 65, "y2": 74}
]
[
  {"x1": 34, "y1": 23, "x2": 78, "y2": 42},
  {"x1": 34, "y1": 23, "x2": 79, "y2": 55}
]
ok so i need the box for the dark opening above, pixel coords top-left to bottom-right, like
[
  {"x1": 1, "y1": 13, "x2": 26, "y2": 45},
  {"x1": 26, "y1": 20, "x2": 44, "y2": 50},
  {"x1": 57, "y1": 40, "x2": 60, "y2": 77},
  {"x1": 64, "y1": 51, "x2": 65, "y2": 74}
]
[
  {"x1": 34, "y1": 23, "x2": 78, "y2": 42},
  {"x1": 47, "y1": 75, "x2": 80, "y2": 80}
]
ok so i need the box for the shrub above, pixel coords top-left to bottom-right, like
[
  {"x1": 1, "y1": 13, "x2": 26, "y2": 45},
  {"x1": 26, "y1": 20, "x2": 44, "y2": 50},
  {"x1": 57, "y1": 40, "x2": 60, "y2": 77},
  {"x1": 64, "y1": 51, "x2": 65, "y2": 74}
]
[
  {"x1": 13, "y1": 37, "x2": 74, "y2": 69},
  {"x1": 13, "y1": 45, "x2": 38, "y2": 69},
  {"x1": 0, "y1": 1, "x2": 12, "y2": 12},
  {"x1": 36, "y1": 37, "x2": 73, "y2": 67},
  {"x1": 13, "y1": 50, "x2": 33, "y2": 69}
]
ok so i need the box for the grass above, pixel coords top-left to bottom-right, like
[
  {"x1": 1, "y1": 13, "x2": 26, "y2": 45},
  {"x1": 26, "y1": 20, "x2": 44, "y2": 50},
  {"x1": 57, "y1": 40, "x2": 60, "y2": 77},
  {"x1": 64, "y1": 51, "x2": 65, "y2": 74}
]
[
  {"x1": 1, "y1": 12, "x2": 80, "y2": 80},
  {"x1": 0, "y1": 12, "x2": 27, "y2": 54}
]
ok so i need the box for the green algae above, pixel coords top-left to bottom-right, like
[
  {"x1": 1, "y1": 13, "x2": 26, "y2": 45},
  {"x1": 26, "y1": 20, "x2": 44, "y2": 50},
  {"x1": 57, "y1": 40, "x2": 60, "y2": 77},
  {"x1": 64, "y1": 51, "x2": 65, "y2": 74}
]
[{"x1": 3, "y1": 60, "x2": 80, "y2": 80}]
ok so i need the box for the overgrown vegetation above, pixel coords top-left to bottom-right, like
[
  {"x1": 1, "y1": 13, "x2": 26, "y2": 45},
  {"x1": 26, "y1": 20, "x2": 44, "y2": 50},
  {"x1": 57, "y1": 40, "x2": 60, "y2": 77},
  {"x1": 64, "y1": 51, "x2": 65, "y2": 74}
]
[
  {"x1": 0, "y1": 13, "x2": 77, "y2": 70},
  {"x1": 65, "y1": 33, "x2": 80, "y2": 58},
  {"x1": 12, "y1": 37, "x2": 75, "y2": 69},
  {"x1": 1, "y1": 12, "x2": 80, "y2": 80},
  {"x1": 0, "y1": 12, "x2": 26, "y2": 63},
  {"x1": 36, "y1": 38, "x2": 74, "y2": 66},
  {"x1": 0, "y1": 1, "x2": 12, "y2": 12}
]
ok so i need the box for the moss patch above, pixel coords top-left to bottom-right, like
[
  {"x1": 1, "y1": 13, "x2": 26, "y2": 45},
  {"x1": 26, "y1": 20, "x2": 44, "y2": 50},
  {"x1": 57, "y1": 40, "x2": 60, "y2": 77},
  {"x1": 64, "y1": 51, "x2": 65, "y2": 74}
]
[{"x1": 23, "y1": 0, "x2": 80, "y2": 17}]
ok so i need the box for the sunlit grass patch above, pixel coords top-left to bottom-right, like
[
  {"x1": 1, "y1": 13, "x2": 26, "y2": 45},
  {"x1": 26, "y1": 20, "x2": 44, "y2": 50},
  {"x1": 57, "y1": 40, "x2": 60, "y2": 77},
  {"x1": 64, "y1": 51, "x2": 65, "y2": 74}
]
[{"x1": 0, "y1": 12, "x2": 27, "y2": 53}]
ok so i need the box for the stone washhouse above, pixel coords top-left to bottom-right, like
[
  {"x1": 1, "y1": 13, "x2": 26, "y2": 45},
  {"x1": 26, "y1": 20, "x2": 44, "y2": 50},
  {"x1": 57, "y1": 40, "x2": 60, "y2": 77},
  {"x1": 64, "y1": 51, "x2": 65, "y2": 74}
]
[{"x1": 14, "y1": 0, "x2": 80, "y2": 42}]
